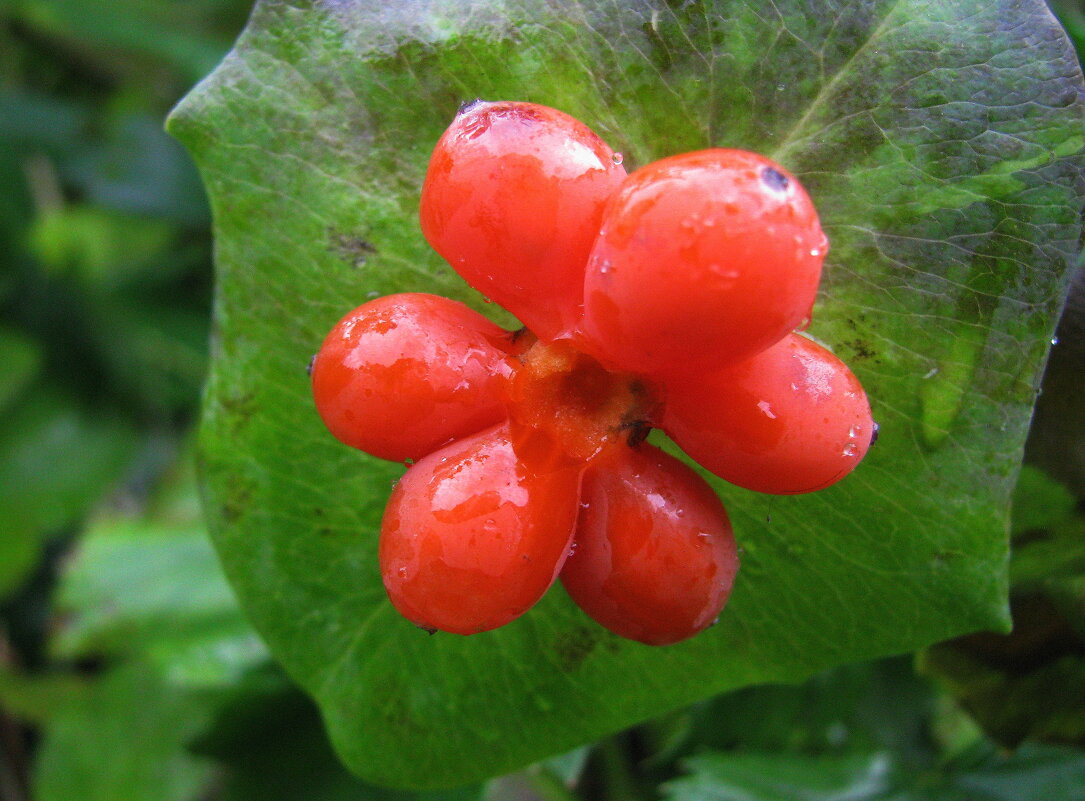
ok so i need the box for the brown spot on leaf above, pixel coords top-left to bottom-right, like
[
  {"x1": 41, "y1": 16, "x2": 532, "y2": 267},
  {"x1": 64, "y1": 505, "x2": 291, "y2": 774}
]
[{"x1": 328, "y1": 227, "x2": 377, "y2": 268}]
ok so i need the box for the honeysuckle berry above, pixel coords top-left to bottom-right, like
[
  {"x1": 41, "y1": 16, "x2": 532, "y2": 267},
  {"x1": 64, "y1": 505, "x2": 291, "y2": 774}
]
[
  {"x1": 579, "y1": 149, "x2": 827, "y2": 375},
  {"x1": 311, "y1": 100, "x2": 875, "y2": 645},
  {"x1": 661, "y1": 333, "x2": 875, "y2": 494},
  {"x1": 420, "y1": 100, "x2": 627, "y2": 342},
  {"x1": 561, "y1": 444, "x2": 739, "y2": 646},
  {"x1": 380, "y1": 422, "x2": 583, "y2": 635},
  {"x1": 310, "y1": 293, "x2": 519, "y2": 462}
]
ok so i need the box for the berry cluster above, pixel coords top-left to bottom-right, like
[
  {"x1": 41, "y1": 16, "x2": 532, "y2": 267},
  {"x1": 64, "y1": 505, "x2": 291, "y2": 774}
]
[{"x1": 311, "y1": 101, "x2": 875, "y2": 645}]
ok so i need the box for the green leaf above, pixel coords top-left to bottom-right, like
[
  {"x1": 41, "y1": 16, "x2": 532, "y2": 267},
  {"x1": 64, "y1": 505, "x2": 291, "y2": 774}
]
[
  {"x1": 687, "y1": 659, "x2": 937, "y2": 767},
  {"x1": 32, "y1": 663, "x2": 219, "y2": 801},
  {"x1": 33, "y1": 461, "x2": 267, "y2": 801},
  {"x1": 49, "y1": 483, "x2": 269, "y2": 685},
  {"x1": 5, "y1": 0, "x2": 235, "y2": 81},
  {"x1": 26, "y1": 204, "x2": 175, "y2": 285},
  {"x1": 200, "y1": 678, "x2": 483, "y2": 801},
  {"x1": 662, "y1": 744, "x2": 1085, "y2": 801},
  {"x1": 950, "y1": 744, "x2": 1085, "y2": 801},
  {"x1": 167, "y1": 0, "x2": 1085, "y2": 787},
  {"x1": 0, "y1": 668, "x2": 89, "y2": 724},
  {"x1": 663, "y1": 751, "x2": 895, "y2": 801},
  {"x1": 919, "y1": 593, "x2": 1085, "y2": 749},
  {"x1": 1010, "y1": 466, "x2": 1076, "y2": 536},
  {"x1": 0, "y1": 325, "x2": 41, "y2": 412},
  {"x1": 0, "y1": 386, "x2": 136, "y2": 598}
]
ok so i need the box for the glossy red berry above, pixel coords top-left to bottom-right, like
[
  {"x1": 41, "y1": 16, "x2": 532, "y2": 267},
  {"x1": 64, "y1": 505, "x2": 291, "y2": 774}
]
[
  {"x1": 561, "y1": 444, "x2": 739, "y2": 646},
  {"x1": 420, "y1": 100, "x2": 627, "y2": 341},
  {"x1": 579, "y1": 149, "x2": 826, "y2": 375},
  {"x1": 662, "y1": 333, "x2": 874, "y2": 494},
  {"x1": 310, "y1": 293, "x2": 516, "y2": 462},
  {"x1": 379, "y1": 423, "x2": 584, "y2": 635}
]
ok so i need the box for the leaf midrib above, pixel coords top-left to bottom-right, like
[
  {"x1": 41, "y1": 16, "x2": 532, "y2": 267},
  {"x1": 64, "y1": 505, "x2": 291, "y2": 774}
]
[{"x1": 770, "y1": 0, "x2": 907, "y2": 164}]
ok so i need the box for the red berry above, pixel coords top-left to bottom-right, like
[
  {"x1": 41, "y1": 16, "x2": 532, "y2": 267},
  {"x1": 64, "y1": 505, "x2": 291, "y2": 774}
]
[
  {"x1": 662, "y1": 333, "x2": 874, "y2": 494},
  {"x1": 380, "y1": 423, "x2": 584, "y2": 635},
  {"x1": 561, "y1": 444, "x2": 739, "y2": 646},
  {"x1": 579, "y1": 149, "x2": 826, "y2": 374},
  {"x1": 311, "y1": 293, "x2": 515, "y2": 462},
  {"x1": 420, "y1": 100, "x2": 627, "y2": 341}
]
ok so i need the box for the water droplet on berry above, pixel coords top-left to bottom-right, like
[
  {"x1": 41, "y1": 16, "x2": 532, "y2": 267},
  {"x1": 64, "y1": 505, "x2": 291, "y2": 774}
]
[
  {"x1": 708, "y1": 263, "x2": 740, "y2": 281},
  {"x1": 848, "y1": 426, "x2": 858, "y2": 438},
  {"x1": 809, "y1": 247, "x2": 821, "y2": 257},
  {"x1": 697, "y1": 532, "x2": 713, "y2": 543},
  {"x1": 600, "y1": 260, "x2": 612, "y2": 275},
  {"x1": 397, "y1": 567, "x2": 408, "y2": 578},
  {"x1": 611, "y1": 152, "x2": 624, "y2": 165},
  {"x1": 842, "y1": 443, "x2": 858, "y2": 457}
]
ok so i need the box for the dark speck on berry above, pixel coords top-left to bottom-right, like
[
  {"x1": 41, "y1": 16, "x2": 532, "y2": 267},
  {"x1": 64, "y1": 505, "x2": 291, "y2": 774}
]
[
  {"x1": 458, "y1": 98, "x2": 485, "y2": 115},
  {"x1": 760, "y1": 166, "x2": 789, "y2": 192}
]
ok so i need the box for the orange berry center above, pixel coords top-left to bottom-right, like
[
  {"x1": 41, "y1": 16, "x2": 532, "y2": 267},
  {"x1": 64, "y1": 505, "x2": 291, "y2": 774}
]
[{"x1": 504, "y1": 339, "x2": 659, "y2": 461}]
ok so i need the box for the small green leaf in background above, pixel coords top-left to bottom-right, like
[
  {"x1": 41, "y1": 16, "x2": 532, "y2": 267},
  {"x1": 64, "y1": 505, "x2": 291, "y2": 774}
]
[
  {"x1": 0, "y1": 326, "x2": 42, "y2": 412},
  {"x1": 3, "y1": 0, "x2": 241, "y2": 82},
  {"x1": 32, "y1": 664, "x2": 221, "y2": 801},
  {"x1": 664, "y1": 751, "x2": 894, "y2": 801},
  {"x1": 662, "y1": 744, "x2": 1085, "y2": 801},
  {"x1": 30, "y1": 461, "x2": 268, "y2": 801},
  {"x1": 920, "y1": 465, "x2": 1085, "y2": 752},
  {"x1": 168, "y1": 0, "x2": 1085, "y2": 788},
  {"x1": 27, "y1": 205, "x2": 175, "y2": 286},
  {"x1": 1011, "y1": 466, "x2": 1077, "y2": 537},
  {"x1": 660, "y1": 659, "x2": 1085, "y2": 801},
  {"x1": 0, "y1": 387, "x2": 136, "y2": 599}
]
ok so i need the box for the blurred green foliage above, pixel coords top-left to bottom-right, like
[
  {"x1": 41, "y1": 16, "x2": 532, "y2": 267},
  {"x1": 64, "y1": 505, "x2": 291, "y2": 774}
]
[{"x1": 1, "y1": 1, "x2": 1084, "y2": 799}]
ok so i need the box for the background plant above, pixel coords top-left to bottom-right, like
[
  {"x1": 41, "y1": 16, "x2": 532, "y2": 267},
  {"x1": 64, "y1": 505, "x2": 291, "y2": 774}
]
[{"x1": 1, "y1": 1, "x2": 1084, "y2": 799}]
